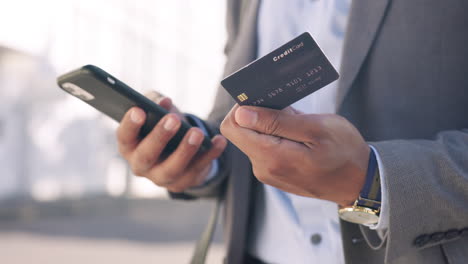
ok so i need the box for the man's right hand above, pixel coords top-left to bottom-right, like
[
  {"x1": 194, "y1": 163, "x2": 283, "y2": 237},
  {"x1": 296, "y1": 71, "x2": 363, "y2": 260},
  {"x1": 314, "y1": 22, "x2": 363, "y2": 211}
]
[{"x1": 116, "y1": 92, "x2": 227, "y2": 193}]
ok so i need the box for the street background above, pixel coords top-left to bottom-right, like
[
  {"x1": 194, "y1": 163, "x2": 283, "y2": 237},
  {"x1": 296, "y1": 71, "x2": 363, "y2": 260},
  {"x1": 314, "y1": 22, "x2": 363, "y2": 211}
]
[{"x1": 0, "y1": 0, "x2": 227, "y2": 263}]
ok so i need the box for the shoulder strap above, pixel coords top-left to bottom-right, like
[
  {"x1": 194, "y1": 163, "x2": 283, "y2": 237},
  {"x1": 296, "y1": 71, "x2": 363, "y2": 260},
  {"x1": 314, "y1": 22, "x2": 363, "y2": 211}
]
[
  {"x1": 189, "y1": 195, "x2": 222, "y2": 264},
  {"x1": 191, "y1": 1, "x2": 260, "y2": 263}
]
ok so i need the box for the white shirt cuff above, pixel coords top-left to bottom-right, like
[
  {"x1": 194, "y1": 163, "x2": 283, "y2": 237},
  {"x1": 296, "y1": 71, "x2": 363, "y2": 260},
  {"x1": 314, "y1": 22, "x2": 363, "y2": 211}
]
[{"x1": 368, "y1": 145, "x2": 389, "y2": 232}]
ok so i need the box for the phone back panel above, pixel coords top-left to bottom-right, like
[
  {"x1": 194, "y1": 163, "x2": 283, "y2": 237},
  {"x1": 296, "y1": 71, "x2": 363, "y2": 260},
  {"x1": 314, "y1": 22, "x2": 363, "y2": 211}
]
[{"x1": 57, "y1": 65, "x2": 211, "y2": 154}]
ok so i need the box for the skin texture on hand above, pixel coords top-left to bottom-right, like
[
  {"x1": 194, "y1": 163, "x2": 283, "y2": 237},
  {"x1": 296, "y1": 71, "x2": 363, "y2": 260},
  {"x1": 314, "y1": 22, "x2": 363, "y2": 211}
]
[
  {"x1": 116, "y1": 91, "x2": 227, "y2": 193},
  {"x1": 220, "y1": 105, "x2": 370, "y2": 207}
]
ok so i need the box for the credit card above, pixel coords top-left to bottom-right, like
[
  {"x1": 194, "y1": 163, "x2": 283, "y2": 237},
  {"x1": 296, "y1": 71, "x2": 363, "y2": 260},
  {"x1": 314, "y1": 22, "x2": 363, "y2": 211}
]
[{"x1": 221, "y1": 32, "x2": 339, "y2": 109}]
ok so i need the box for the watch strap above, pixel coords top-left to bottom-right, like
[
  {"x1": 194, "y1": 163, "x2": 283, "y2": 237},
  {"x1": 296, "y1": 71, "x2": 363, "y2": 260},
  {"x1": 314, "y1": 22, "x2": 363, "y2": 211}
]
[{"x1": 356, "y1": 148, "x2": 381, "y2": 211}]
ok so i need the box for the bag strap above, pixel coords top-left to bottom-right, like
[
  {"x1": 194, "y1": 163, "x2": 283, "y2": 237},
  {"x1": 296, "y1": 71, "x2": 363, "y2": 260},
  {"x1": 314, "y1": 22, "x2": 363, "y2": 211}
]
[{"x1": 190, "y1": 195, "x2": 222, "y2": 264}]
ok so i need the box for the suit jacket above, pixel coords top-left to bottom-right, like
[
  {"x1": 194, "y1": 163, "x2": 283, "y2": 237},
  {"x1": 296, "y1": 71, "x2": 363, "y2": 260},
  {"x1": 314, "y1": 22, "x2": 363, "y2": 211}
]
[{"x1": 181, "y1": 0, "x2": 468, "y2": 263}]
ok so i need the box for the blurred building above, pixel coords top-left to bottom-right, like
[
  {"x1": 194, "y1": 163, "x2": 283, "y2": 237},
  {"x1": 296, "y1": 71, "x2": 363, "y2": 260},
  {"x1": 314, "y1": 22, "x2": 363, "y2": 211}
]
[
  {"x1": 0, "y1": 0, "x2": 226, "y2": 201},
  {"x1": 0, "y1": 1, "x2": 226, "y2": 262}
]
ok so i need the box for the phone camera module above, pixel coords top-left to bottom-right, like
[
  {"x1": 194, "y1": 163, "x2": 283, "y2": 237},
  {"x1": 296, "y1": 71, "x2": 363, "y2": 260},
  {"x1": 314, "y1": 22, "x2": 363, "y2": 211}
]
[{"x1": 61, "y1": 82, "x2": 95, "y2": 101}]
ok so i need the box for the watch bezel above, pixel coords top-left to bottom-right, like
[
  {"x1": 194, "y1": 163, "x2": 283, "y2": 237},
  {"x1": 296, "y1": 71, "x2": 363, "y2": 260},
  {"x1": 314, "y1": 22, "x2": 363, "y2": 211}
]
[{"x1": 338, "y1": 206, "x2": 380, "y2": 226}]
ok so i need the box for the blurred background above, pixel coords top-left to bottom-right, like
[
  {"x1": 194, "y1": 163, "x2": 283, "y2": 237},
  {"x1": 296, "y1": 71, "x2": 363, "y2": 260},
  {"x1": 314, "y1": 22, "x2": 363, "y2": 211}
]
[{"x1": 0, "y1": 0, "x2": 226, "y2": 263}]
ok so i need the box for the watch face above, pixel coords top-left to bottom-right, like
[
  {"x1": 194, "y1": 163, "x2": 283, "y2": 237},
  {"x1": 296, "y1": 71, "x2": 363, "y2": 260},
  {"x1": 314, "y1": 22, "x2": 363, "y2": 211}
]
[{"x1": 339, "y1": 207, "x2": 379, "y2": 226}]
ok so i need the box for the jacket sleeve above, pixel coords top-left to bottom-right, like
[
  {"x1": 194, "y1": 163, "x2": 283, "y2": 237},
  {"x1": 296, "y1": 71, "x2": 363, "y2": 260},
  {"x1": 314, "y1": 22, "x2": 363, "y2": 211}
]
[{"x1": 360, "y1": 129, "x2": 468, "y2": 263}]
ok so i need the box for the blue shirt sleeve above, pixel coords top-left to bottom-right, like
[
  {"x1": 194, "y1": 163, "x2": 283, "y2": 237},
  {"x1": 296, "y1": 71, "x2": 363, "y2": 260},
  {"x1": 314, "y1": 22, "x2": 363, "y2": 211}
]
[{"x1": 184, "y1": 114, "x2": 219, "y2": 186}]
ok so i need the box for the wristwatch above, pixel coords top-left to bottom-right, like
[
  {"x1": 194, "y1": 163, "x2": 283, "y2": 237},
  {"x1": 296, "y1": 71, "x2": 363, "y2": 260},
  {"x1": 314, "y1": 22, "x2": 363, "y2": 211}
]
[{"x1": 339, "y1": 148, "x2": 382, "y2": 226}]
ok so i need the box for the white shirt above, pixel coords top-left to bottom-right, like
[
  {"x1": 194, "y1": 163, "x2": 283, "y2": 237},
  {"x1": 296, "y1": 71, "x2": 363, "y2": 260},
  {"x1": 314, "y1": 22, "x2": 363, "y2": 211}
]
[
  {"x1": 246, "y1": 1, "x2": 351, "y2": 263},
  {"x1": 200, "y1": 1, "x2": 389, "y2": 263}
]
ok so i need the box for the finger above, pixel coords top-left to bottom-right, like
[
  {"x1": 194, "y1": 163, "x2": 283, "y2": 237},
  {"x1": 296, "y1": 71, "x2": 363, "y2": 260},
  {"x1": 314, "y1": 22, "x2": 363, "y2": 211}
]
[
  {"x1": 144, "y1": 90, "x2": 171, "y2": 110},
  {"x1": 150, "y1": 129, "x2": 225, "y2": 188},
  {"x1": 234, "y1": 106, "x2": 325, "y2": 142},
  {"x1": 116, "y1": 107, "x2": 146, "y2": 156},
  {"x1": 167, "y1": 135, "x2": 227, "y2": 191},
  {"x1": 130, "y1": 113, "x2": 181, "y2": 175},
  {"x1": 157, "y1": 127, "x2": 206, "y2": 180},
  {"x1": 221, "y1": 106, "x2": 306, "y2": 158},
  {"x1": 144, "y1": 127, "x2": 203, "y2": 187},
  {"x1": 158, "y1": 97, "x2": 173, "y2": 111},
  {"x1": 144, "y1": 91, "x2": 183, "y2": 116},
  {"x1": 190, "y1": 135, "x2": 228, "y2": 178},
  {"x1": 165, "y1": 164, "x2": 212, "y2": 193},
  {"x1": 144, "y1": 90, "x2": 164, "y2": 102}
]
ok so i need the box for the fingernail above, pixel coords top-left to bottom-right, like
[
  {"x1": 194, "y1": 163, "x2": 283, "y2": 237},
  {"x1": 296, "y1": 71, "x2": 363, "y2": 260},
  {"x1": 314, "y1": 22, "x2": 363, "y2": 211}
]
[
  {"x1": 130, "y1": 109, "x2": 143, "y2": 124},
  {"x1": 164, "y1": 116, "x2": 177, "y2": 131},
  {"x1": 235, "y1": 107, "x2": 257, "y2": 128},
  {"x1": 146, "y1": 91, "x2": 160, "y2": 101},
  {"x1": 188, "y1": 131, "x2": 203, "y2": 145}
]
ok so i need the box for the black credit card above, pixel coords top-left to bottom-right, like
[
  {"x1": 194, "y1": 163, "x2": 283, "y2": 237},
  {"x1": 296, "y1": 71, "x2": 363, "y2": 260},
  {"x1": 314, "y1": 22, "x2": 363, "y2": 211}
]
[{"x1": 221, "y1": 32, "x2": 339, "y2": 109}]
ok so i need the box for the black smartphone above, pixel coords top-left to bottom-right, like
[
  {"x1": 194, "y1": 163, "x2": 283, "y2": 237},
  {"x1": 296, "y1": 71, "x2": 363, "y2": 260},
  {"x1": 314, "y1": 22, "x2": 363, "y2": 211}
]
[{"x1": 57, "y1": 64, "x2": 212, "y2": 155}]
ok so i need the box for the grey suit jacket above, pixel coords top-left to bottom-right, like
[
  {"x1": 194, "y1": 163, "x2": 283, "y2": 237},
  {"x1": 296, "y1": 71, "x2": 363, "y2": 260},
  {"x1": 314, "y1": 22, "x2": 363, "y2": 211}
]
[{"x1": 181, "y1": 0, "x2": 468, "y2": 263}]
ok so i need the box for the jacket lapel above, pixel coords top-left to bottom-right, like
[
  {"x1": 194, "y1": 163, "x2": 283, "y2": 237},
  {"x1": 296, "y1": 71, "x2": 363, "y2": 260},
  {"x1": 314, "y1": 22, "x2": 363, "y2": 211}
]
[
  {"x1": 224, "y1": 1, "x2": 260, "y2": 264},
  {"x1": 337, "y1": 0, "x2": 391, "y2": 108}
]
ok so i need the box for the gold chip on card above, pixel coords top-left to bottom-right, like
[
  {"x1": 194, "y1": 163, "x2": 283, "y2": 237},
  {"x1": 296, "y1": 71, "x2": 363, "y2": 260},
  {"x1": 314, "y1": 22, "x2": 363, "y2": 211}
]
[{"x1": 237, "y1": 93, "x2": 248, "y2": 102}]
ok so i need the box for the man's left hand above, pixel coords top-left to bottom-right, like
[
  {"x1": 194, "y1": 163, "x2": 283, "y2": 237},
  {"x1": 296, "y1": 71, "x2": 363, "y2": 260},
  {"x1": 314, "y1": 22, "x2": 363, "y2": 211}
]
[{"x1": 220, "y1": 105, "x2": 370, "y2": 207}]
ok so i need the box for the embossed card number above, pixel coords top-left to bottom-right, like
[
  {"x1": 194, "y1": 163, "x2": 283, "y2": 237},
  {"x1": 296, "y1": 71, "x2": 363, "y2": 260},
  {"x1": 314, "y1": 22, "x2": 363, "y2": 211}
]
[{"x1": 221, "y1": 32, "x2": 339, "y2": 110}]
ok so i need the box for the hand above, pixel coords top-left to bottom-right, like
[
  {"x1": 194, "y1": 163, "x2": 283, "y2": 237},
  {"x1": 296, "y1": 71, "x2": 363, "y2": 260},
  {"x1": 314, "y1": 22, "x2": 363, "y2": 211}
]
[
  {"x1": 116, "y1": 91, "x2": 227, "y2": 193},
  {"x1": 220, "y1": 105, "x2": 370, "y2": 206}
]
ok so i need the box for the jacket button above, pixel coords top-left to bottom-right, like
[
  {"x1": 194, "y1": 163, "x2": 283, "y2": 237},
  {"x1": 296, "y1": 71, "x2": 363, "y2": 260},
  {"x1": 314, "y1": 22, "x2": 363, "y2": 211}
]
[
  {"x1": 414, "y1": 234, "x2": 430, "y2": 248},
  {"x1": 430, "y1": 232, "x2": 445, "y2": 243},
  {"x1": 310, "y1": 233, "x2": 322, "y2": 245},
  {"x1": 444, "y1": 229, "x2": 460, "y2": 240}
]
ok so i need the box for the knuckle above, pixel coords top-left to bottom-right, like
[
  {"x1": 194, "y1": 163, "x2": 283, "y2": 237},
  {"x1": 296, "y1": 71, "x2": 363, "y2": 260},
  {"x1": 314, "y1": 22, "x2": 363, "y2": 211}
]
[
  {"x1": 264, "y1": 154, "x2": 287, "y2": 177},
  {"x1": 185, "y1": 169, "x2": 204, "y2": 184},
  {"x1": 173, "y1": 141, "x2": 199, "y2": 161},
  {"x1": 318, "y1": 114, "x2": 344, "y2": 129},
  {"x1": 264, "y1": 112, "x2": 281, "y2": 135},
  {"x1": 130, "y1": 157, "x2": 153, "y2": 176},
  {"x1": 150, "y1": 128, "x2": 173, "y2": 145},
  {"x1": 192, "y1": 172, "x2": 208, "y2": 187},
  {"x1": 117, "y1": 144, "x2": 129, "y2": 157},
  {"x1": 251, "y1": 166, "x2": 263, "y2": 180},
  {"x1": 134, "y1": 150, "x2": 156, "y2": 167},
  {"x1": 116, "y1": 131, "x2": 138, "y2": 152},
  {"x1": 265, "y1": 163, "x2": 284, "y2": 177},
  {"x1": 167, "y1": 186, "x2": 185, "y2": 193},
  {"x1": 257, "y1": 137, "x2": 281, "y2": 154},
  {"x1": 147, "y1": 171, "x2": 179, "y2": 187},
  {"x1": 157, "y1": 169, "x2": 181, "y2": 185},
  {"x1": 192, "y1": 163, "x2": 211, "y2": 179},
  {"x1": 332, "y1": 113, "x2": 346, "y2": 122},
  {"x1": 144, "y1": 90, "x2": 162, "y2": 102},
  {"x1": 116, "y1": 127, "x2": 130, "y2": 145},
  {"x1": 252, "y1": 166, "x2": 271, "y2": 184},
  {"x1": 266, "y1": 135, "x2": 283, "y2": 147},
  {"x1": 254, "y1": 172, "x2": 271, "y2": 185},
  {"x1": 220, "y1": 118, "x2": 229, "y2": 136},
  {"x1": 311, "y1": 114, "x2": 327, "y2": 127},
  {"x1": 130, "y1": 165, "x2": 145, "y2": 177}
]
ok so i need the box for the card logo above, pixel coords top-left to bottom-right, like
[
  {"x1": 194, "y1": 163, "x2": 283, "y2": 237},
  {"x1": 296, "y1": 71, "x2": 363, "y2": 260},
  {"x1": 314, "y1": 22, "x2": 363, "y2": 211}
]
[
  {"x1": 273, "y1": 42, "x2": 304, "y2": 62},
  {"x1": 237, "y1": 93, "x2": 248, "y2": 102}
]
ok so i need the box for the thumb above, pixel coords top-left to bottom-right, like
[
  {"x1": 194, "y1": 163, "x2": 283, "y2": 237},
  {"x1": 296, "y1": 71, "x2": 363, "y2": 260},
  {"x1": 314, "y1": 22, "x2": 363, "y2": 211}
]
[{"x1": 234, "y1": 106, "x2": 322, "y2": 142}]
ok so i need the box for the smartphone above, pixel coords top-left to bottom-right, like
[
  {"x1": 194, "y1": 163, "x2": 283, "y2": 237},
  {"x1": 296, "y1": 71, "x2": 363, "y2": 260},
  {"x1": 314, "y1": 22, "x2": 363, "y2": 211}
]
[{"x1": 57, "y1": 64, "x2": 212, "y2": 155}]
